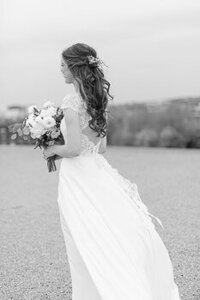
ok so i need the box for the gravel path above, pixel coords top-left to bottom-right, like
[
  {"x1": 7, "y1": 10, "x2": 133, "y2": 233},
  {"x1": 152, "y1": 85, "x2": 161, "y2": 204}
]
[{"x1": 0, "y1": 145, "x2": 199, "y2": 300}]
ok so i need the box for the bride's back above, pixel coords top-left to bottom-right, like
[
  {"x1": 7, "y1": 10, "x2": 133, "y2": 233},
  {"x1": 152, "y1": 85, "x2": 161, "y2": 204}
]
[{"x1": 60, "y1": 93, "x2": 107, "y2": 155}]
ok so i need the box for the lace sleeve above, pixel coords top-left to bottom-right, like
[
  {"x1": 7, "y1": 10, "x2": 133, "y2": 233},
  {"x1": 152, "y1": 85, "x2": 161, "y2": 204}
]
[{"x1": 60, "y1": 94, "x2": 81, "y2": 113}]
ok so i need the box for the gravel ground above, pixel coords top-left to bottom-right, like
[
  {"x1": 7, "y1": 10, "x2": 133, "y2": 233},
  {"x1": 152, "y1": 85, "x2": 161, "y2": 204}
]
[{"x1": 0, "y1": 145, "x2": 199, "y2": 300}]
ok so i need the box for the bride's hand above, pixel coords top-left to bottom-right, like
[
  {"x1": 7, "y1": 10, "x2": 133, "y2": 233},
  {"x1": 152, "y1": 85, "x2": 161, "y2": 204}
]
[{"x1": 43, "y1": 146, "x2": 56, "y2": 159}]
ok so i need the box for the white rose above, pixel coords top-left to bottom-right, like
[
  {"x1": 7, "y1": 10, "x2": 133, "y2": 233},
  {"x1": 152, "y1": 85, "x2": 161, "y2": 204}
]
[
  {"x1": 40, "y1": 109, "x2": 49, "y2": 118},
  {"x1": 35, "y1": 115, "x2": 45, "y2": 126},
  {"x1": 42, "y1": 116, "x2": 56, "y2": 129},
  {"x1": 31, "y1": 131, "x2": 41, "y2": 139},
  {"x1": 31, "y1": 131, "x2": 42, "y2": 139},
  {"x1": 46, "y1": 106, "x2": 57, "y2": 117},
  {"x1": 40, "y1": 107, "x2": 57, "y2": 118},
  {"x1": 27, "y1": 105, "x2": 38, "y2": 114},
  {"x1": 30, "y1": 122, "x2": 46, "y2": 138},
  {"x1": 43, "y1": 101, "x2": 55, "y2": 109}
]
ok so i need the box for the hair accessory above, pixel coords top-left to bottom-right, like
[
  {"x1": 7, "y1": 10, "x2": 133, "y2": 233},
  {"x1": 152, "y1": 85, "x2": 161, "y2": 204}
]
[{"x1": 87, "y1": 55, "x2": 107, "y2": 68}]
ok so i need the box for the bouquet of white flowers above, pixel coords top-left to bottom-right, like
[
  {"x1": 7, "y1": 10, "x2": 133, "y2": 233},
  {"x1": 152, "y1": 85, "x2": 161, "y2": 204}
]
[{"x1": 8, "y1": 101, "x2": 65, "y2": 172}]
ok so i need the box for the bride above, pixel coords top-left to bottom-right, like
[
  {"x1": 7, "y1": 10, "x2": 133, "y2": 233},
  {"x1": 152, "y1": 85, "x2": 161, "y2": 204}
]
[{"x1": 43, "y1": 43, "x2": 181, "y2": 300}]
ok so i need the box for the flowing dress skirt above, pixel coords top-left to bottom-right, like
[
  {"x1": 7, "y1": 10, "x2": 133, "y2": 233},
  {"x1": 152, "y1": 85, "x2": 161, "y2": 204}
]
[{"x1": 57, "y1": 153, "x2": 181, "y2": 300}]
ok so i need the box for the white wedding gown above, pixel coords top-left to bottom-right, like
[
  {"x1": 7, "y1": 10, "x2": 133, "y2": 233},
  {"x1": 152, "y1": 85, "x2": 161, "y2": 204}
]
[{"x1": 57, "y1": 93, "x2": 181, "y2": 300}]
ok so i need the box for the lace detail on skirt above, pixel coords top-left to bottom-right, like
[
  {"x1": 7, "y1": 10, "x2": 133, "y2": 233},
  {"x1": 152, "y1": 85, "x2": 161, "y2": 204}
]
[{"x1": 93, "y1": 154, "x2": 164, "y2": 230}]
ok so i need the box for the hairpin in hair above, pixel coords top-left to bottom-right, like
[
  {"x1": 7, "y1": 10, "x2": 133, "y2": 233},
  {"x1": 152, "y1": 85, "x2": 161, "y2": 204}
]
[{"x1": 87, "y1": 55, "x2": 108, "y2": 68}]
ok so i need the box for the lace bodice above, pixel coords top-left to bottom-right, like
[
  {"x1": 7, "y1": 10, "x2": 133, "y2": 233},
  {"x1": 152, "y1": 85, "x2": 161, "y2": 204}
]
[{"x1": 60, "y1": 93, "x2": 102, "y2": 156}]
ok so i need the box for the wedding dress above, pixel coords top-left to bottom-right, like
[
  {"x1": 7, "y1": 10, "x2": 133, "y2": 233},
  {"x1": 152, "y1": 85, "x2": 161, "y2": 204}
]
[{"x1": 57, "y1": 93, "x2": 181, "y2": 300}]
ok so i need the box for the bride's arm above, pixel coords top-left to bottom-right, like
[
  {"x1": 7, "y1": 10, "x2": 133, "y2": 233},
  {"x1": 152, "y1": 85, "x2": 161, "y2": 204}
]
[
  {"x1": 50, "y1": 108, "x2": 81, "y2": 159},
  {"x1": 52, "y1": 142, "x2": 64, "y2": 160}
]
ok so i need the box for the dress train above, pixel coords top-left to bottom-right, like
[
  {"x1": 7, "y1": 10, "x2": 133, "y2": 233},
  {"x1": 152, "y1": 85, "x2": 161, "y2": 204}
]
[{"x1": 57, "y1": 153, "x2": 181, "y2": 300}]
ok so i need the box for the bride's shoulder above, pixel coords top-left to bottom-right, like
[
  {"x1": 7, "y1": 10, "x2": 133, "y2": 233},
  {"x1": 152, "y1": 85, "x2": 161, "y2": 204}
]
[{"x1": 61, "y1": 93, "x2": 83, "y2": 112}]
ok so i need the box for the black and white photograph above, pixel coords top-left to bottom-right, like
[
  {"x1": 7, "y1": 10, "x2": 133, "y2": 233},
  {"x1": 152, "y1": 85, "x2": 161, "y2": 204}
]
[{"x1": 1, "y1": 0, "x2": 200, "y2": 299}]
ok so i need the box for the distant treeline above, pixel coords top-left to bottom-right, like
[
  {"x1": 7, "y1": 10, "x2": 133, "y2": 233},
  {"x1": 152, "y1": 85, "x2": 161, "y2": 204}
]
[
  {"x1": 1, "y1": 97, "x2": 200, "y2": 148},
  {"x1": 107, "y1": 97, "x2": 200, "y2": 148}
]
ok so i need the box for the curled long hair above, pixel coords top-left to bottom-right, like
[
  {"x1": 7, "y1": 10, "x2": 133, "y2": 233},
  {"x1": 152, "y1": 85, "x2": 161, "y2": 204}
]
[{"x1": 62, "y1": 43, "x2": 114, "y2": 138}]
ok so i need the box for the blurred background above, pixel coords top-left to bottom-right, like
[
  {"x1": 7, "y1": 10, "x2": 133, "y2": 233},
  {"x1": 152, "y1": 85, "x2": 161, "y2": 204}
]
[
  {"x1": 1, "y1": 0, "x2": 200, "y2": 147},
  {"x1": 1, "y1": 1, "x2": 200, "y2": 299}
]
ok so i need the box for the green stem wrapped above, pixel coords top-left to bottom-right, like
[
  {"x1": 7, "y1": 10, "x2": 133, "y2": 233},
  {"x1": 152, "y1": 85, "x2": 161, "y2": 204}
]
[{"x1": 47, "y1": 156, "x2": 57, "y2": 172}]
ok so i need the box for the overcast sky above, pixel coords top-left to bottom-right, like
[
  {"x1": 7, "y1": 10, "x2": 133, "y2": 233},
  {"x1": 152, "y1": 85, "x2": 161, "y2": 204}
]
[{"x1": 1, "y1": 0, "x2": 200, "y2": 109}]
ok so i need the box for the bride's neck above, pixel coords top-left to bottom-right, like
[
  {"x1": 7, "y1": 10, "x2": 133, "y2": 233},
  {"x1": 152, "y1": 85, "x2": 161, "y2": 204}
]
[
  {"x1": 73, "y1": 80, "x2": 80, "y2": 95},
  {"x1": 73, "y1": 79, "x2": 86, "y2": 100}
]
